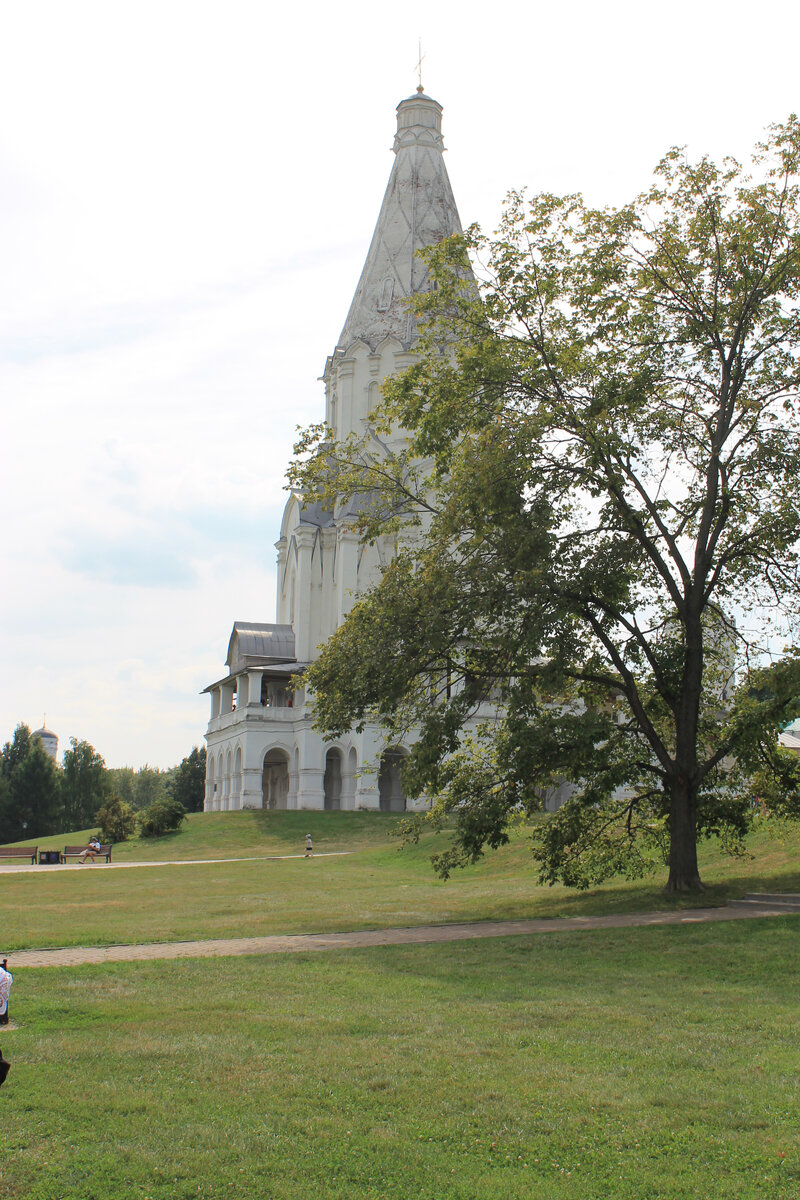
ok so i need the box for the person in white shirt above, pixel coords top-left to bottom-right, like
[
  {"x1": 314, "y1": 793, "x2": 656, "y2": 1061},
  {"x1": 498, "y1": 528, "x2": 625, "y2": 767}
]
[
  {"x1": 0, "y1": 962, "x2": 12, "y2": 1020},
  {"x1": 79, "y1": 836, "x2": 102, "y2": 864}
]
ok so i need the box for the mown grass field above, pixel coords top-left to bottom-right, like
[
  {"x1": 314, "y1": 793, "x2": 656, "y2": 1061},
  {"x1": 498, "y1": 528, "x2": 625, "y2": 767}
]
[
  {"x1": 1, "y1": 922, "x2": 798, "y2": 1199},
  {"x1": 1, "y1": 813, "x2": 799, "y2": 1198},
  {"x1": 2, "y1": 810, "x2": 800, "y2": 951}
]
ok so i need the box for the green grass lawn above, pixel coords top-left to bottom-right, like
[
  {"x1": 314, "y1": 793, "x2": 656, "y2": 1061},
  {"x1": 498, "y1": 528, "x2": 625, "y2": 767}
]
[
  {"x1": 2, "y1": 811, "x2": 800, "y2": 953},
  {"x1": 2, "y1": 814, "x2": 799, "y2": 1198},
  {"x1": 1, "y1": 920, "x2": 798, "y2": 1200}
]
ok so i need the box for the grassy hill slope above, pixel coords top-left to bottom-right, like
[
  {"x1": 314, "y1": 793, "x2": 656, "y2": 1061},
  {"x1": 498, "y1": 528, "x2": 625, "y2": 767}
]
[
  {"x1": 2, "y1": 811, "x2": 799, "y2": 953},
  {"x1": 30, "y1": 808, "x2": 407, "y2": 860}
]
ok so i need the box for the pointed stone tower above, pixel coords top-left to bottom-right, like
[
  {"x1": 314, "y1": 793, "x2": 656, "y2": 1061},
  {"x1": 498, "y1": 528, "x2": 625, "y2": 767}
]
[
  {"x1": 336, "y1": 89, "x2": 463, "y2": 361},
  {"x1": 326, "y1": 90, "x2": 463, "y2": 446},
  {"x1": 203, "y1": 90, "x2": 467, "y2": 813}
]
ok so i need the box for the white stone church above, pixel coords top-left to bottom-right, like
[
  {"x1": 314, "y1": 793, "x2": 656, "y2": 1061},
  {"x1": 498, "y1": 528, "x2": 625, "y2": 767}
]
[{"x1": 202, "y1": 88, "x2": 468, "y2": 813}]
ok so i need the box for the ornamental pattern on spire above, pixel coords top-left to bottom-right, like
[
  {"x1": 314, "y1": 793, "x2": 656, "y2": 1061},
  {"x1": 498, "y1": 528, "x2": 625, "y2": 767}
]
[{"x1": 336, "y1": 92, "x2": 464, "y2": 353}]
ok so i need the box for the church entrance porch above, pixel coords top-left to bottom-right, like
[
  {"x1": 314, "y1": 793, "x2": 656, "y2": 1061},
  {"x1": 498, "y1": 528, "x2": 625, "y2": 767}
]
[
  {"x1": 263, "y1": 750, "x2": 290, "y2": 810},
  {"x1": 378, "y1": 748, "x2": 407, "y2": 812},
  {"x1": 324, "y1": 749, "x2": 343, "y2": 810}
]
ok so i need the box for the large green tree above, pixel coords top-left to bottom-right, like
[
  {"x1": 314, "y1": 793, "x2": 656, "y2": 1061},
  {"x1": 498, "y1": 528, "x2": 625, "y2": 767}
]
[
  {"x1": 167, "y1": 746, "x2": 206, "y2": 813},
  {"x1": 105, "y1": 765, "x2": 171, "y2": 811},
  {"x1": 0, "y1": 774, "x2": 11, "y2": 842},
  {"x1": 95, "y1": 794, "x2": 137, "y2": 843},
  {"x1": 61, "y1": 738, "x2": 109, "y2": 831},
  {"x1": 1, "y1": 723, "x2": 32, "y2": 780},
  {"x1": 2, "y1": 734, "x2": 63, "y2": 840},
  {"x1": 292, "y1": 119, "x2": 800, "y2": 892},
  {"x1": 131, "y1": 765, "x2": 170, "y2": 810},
  {"x1": 1, "y1": 724, "x2": 63, "y2": 841}
]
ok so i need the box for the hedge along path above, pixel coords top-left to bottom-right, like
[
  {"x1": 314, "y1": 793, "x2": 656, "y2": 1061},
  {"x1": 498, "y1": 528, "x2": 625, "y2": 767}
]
[{"x1": 5, "y1": 903, "x2": 794, "y2": 969}]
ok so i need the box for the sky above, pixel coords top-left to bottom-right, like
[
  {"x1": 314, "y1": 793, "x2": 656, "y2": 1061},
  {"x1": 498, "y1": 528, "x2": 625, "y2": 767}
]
[{"x1": 1, "y1": 0, "x2": 798, "y2": 768}]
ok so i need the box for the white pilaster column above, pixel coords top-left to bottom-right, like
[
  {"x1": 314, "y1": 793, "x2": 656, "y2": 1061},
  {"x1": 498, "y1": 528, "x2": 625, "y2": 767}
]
[
  {"x1": 246, "y1": 670, "x2": 264, "y2": 708},
  {"x1": 240, "y1": 767, "x2": 264, "y2": 808},
  {"x1": 210, "y1": 687, "x2": 221, "y2": 719},
  {"x1": 294, "y1": 726, "x2": 324, "y2": 809},
  {"x1": 295, "y1": 767, "x2": 325, "y2": 809},
  {"x1": 341, "y1": 751, "x2": 356, "y2": 810},
  {"x1": 324, "y1": 370, "x2": 338, "y2": 433},
  {"x1": 275, "y1": 537, "x2": 288, "y2": 622},
  {"x1": 232, "y1": 751, "x2": 243, "y2": 809},
  {"x1": 337, "y1": 357, "x2": 355, "y2": 437},
  {"x1": 293, "y1": 527, "x2": 317, "y2": 661},
  {"x1": 204, "y1": 750, "x2": 215, "y2": 811},
  {"x1": 335, "y1": 528, "x2": 360, "y2": 623},
  {"x1": 354, "y1": 775, "x2": 380, "y2": 809},
  {"x1": 354, "y1": 729, "x2": 381, "y2": 809}
]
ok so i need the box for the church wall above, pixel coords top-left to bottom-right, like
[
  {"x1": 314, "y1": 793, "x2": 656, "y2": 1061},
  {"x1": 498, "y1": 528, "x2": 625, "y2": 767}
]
[
  {"x1": 204, "y1": 688, "x2": 434, "y2": 813},
  {"x1": 307, "y1": 529, "x2": 327, "y2": 654},
  {"x1": 279, "y1": 559, "x2": 295, "y2": 628},
  {"x1": 317, "y1": 526, "x2": 338, "y2": 644}
]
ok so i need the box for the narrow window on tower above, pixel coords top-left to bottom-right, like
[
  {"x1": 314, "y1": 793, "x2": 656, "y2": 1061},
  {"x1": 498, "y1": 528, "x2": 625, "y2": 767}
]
[{"x1": 377, "y1": 277, "x2": 394, "y2": 311}]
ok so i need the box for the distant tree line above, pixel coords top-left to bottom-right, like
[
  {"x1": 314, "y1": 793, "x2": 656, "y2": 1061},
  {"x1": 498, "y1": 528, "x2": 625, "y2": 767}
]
[{"x1": 0, "y1": 726, "x2": 206, "y2": 843}]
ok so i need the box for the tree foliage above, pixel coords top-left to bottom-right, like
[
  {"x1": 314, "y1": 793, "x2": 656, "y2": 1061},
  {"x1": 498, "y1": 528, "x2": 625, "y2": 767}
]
[
  {"x1": 137, "y1": 796, "x2": 187, "y2": 838},
  {"x1": 95, "y1": 794, "x2": 137, "y2": 843},
  {"x1": 106, "y1": 765, "x2": 172, "y2": 811},
  {"x1": 167, "y1": 746, "x2": 206, "y2": 813},
  {"x1": 61, "y1": 738, "x2": 109, "y2": 831},
  {"x1": 1, "y1": 724, "x2": 32, "y2": 779},
  {"x1": 0, "y1": 727, "x2": 63, "y2": 841},
  {"x1": 292, "y1": 119, "x2": 800, "y2": 891}
]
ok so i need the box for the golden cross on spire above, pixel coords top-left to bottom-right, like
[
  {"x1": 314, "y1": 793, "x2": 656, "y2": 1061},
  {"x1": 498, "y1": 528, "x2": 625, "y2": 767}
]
[{"x1": 415, "y1": 39, "x2": 425, "y2": 93}]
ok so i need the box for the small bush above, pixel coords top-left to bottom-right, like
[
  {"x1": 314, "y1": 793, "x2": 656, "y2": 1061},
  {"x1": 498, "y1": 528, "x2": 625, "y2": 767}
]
[
  {"x1": 137, "y1": 797, "x2": 187, "y2": 838},
  {"x1": 95, "y1": 794, "x2": 137, "y2": 843}
]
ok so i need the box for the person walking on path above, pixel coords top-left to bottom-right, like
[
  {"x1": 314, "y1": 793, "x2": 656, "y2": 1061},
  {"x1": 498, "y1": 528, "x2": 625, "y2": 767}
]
[{"x1": 304, "y1": 833, "x2": 313, "y2": 858}]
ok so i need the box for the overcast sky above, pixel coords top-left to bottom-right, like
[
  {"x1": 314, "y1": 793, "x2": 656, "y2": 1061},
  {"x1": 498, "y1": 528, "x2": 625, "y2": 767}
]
[{"x1": 1, "y1": 0, "x2": 798, "y2": 767}]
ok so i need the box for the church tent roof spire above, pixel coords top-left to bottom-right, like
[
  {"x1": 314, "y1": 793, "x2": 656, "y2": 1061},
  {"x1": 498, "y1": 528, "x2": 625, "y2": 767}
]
[{"x1": 335, "y1": 90, "x2": 464, "y2": 354}]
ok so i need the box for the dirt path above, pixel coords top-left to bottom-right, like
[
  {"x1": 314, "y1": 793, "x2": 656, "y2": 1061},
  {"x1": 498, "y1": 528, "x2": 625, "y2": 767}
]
[{"x1": 4, "y1": 902, "x2": 793, "y2": 969}]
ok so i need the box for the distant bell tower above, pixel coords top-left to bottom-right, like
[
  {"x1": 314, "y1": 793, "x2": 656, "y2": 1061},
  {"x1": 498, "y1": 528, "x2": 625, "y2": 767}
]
[{"x1": 33, "y1": 718, "x2": 59, "y2": 761}]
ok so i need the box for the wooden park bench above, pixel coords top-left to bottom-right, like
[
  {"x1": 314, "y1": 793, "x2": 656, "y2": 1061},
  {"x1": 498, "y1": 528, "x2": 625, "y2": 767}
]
[
  {"x1": 62, "y1": 844, "x2": 113, "y2": 863},
  {"x1": 0, "y1": 846, "x2": 38, "y2": 864}
]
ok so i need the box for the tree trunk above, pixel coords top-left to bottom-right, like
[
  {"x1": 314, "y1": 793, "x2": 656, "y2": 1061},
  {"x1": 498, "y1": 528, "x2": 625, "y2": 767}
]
[{"x1": 665, "y1": 775, "x2": 704, "y2": 891}]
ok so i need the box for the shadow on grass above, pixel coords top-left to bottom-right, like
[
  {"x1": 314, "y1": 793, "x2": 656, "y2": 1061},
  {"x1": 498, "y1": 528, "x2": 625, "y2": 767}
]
[
  {"x1": 536, "y1": 863, "x2": 800, "y2": 920},
  {"x1": 703, "y1": 865, "x2": 800, "y2": 900}
]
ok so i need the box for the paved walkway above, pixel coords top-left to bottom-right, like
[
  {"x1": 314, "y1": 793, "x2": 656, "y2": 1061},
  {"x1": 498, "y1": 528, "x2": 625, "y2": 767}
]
[
  {"x1": 0, "y1": 852, "x2": 351, "y2": 876},
  {"x1": 4, "y1": 902, "x2": 795, "y2": 969}
]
